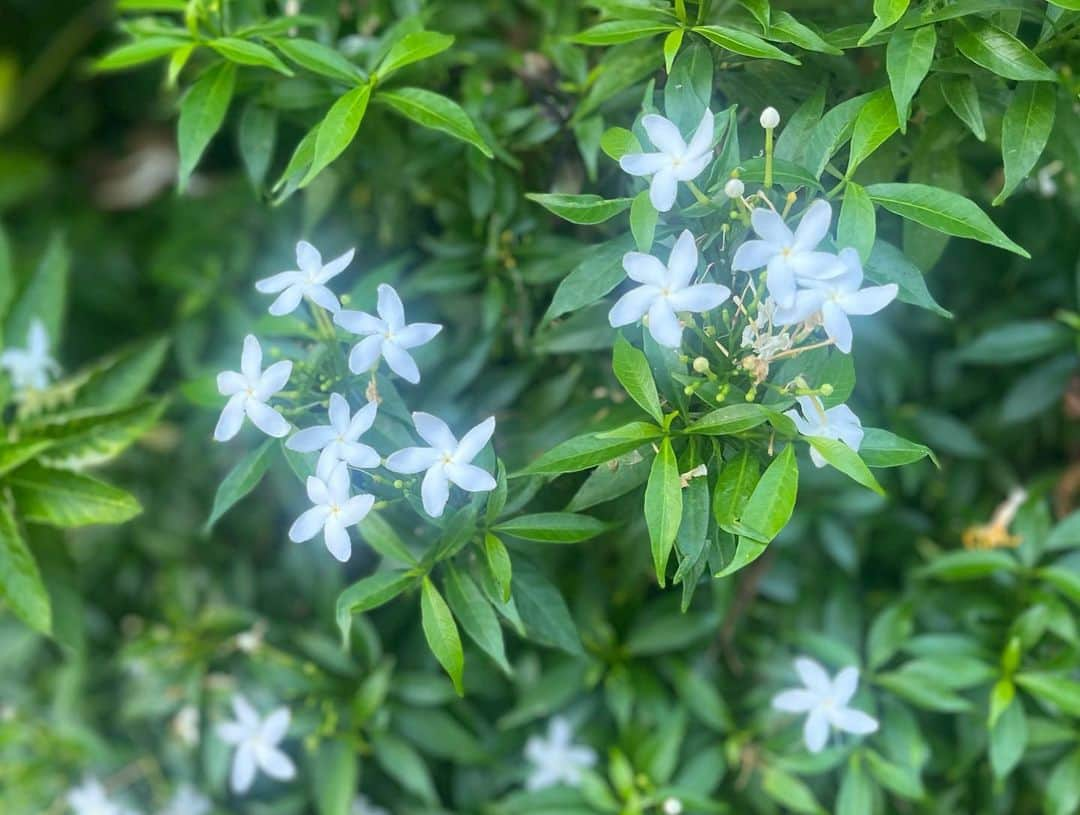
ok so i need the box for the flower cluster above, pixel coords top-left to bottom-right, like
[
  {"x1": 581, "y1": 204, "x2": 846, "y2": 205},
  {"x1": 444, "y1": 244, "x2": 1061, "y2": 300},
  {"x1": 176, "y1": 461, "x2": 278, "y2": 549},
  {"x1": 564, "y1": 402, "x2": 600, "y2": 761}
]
[{"x1": 213, "y1": 242, "x2": 497, "y2": 561}]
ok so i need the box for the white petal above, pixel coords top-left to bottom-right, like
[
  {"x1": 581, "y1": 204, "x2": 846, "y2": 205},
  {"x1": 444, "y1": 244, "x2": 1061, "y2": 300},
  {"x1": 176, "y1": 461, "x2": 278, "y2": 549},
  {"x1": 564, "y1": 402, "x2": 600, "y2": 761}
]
[
  {"x1": 232, "y1": 695, "x2": 260, "y2": 727},
  {"x1": 307, "y1": 474, "x2": 330, "y2": 505},
  {"x1": 394, "y1": 322, "x2": 442, "y2": 350},
  {"x1": 766, "y1": 255, "x2": 797, "y2": 308},
  {"x1": 793, "y1": 199, "x2": 833, "y2": 251},
  {"x1": 260, "y1": 708, "x2": 291, "y2": 743},
  {"x1": 421, "y1": 465, "x2": 451, "y2": 518},
  {"x1": 649, "y1": 169, "x2": 678, "y2": 212},
  {"x1": 240, "y1": 335, "x2": 262, "y2": 382},
  {"x1": 216, "y1": 721, "x2": 248, "y2": 744},
  {"x1": 289, "y1": 506, "x2": 330, "y2": 542},
  {"x1": 28, "y1": 320, "x2": 50, "y2": 355},
  {"x1": 334, "y1": 309, "x2": 384, "y2": 335},
  {"x1": 809, "y1": 446, "x2": 827, "y2": 468},
  {"x1": 641, "y1": 113, "x2": 687, "y2": 155},
  {"x1": 269, "y1": 284, "x2": 305, "y2": 316},
  {"x1": 833, "y1": 246, "x2": 864, "y2": 288},
  {"x1": 454, "y1": 416, "x2": 496, "y2": 463},
  {"x1": 772, "y1": 688, "x2": 818, "y2": 713},
  {"x1": 794, "y1": 657, "x2": 832, "y2": 695},
  {"x1": 623, "y1": 252, "x2": 668, "y2": 286},
  {"x1": 230, "y1": 743, "x2": 257, "y2": 794},
  {"x1": 413, "y1": 412, "x2": 457, "y2": 452},
  {"x1": 317, "y1": 445, "x2": 342, "y2": 476},
  {"x1": 328, "y1": 393, "x2": 351, "y2": 433},
  {"x1": 342, "y1": 442, "x2": 380, "y2": 469},
  {"x1": 376, "y1": 284, "x2": 406, "y2": 331},
  {"x1": 666, "y1": 229, "x2": 698, "y2": 289},
  {"x1": 255, "y1": 360, "x2": 292, "y2": 400},
  {"x1": 751, "y1": 207, "x2": 794, "y2": 247},
  {"x1": 832, "y1": 667, "x2": 860, "y2": 706},
  {"x1": 323, "y1": 517, "x2": 352, "y2": 562},
  {"x1": 245, "y1": 400, "x2": 290, "y2": 438},
  {"x1": 685, "y1": 107, "x2": 714, "y2": 157},
  {"x1": 318, "y1": 247, "x2": 354, "y2": 281},
  {"x1": 731, "y1": 239, "x2": 778, "y2": 272},
  {"x1": 647, "y1": 299, "x2": 683, "y2": 348},
  {"x1": 213, "y1": 394, "x2": 247, "y2": 442},
  {"x1": 773, "y1": 289, "x2": 824, "y2": 326},
  {"x1": 385, "y1": 447, "x2": 442, "y2": 474},
  {"x1": 839, "y1": 284, "x2": 898, "y2": 316},
  {"x1": 257, "y1": 746, "x2": 297, "y2": 781},
  {"x1": 348, "y1": 335, "x2": 385, "y2": 374},
  {"x1": 618, "y1": 151, "x2": 671, "y2": 176},
  {"x1": 381, "y1": 342, "x2": 420, "y2": 384},
  {"x1": 667, "y1": 283, "x2": 730, "y2": 313},
  {"x1": 305, "y1": 284, "x2": 341, "y2": 314},
  {"x1": 327, "y1": 461, "x2": 351, "y2": 503},
  {"x1": 803, "y1": 707, "x2": 830, "y2": 753},
  {"x1": 295, "y1": 240, "x2": 322, "y2": 273},
  {"x1": 608, "y1": 285, "x2": 660, "y2": 327},
  {"x1": 821, "y1": 301, "x2": 853, "y2": 354},
  {"x1": 255, "y1": 271, "x2": 302, "y2": 293},
  {"x1": 217, "y1": 370, "x2": 246, "y2": 396},
  {"x1": 672, "y1": 150, "x2": 712, "y2": 182},
  {"x1": 287, "y1": 425, "x2": 336, "y2": 452},
  {"x1": 791, "y1": 250, "x2": 846, "y2": 283},
  {"x1": 339, "y1": 493, "x2": 375, "y2": 526},
  {"x1": 445, "y1": 462, "x2": 496, "y2": 492},
  {"x1": 830, "y1": 706, "x2": 879, "y2": 736}
]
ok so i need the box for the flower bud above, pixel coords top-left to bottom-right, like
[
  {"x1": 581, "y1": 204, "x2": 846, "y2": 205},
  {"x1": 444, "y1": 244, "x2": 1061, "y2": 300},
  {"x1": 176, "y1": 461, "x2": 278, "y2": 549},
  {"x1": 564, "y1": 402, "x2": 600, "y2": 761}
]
[
  {"x1": 692, "y1": 356, "x2": 710, "y2": 373},
  {"x1": 724, "y1": 178, "x2": 745, "y2": 199},
  {"x1": 760, "y1": 106, "x2": 781, "y2": 129},
  {"x1": 820, "y1": 383, "x2": 834, "y2": 396},
  {"x1": 662, "y1": 798, "x2": 684, "y2": 815}
]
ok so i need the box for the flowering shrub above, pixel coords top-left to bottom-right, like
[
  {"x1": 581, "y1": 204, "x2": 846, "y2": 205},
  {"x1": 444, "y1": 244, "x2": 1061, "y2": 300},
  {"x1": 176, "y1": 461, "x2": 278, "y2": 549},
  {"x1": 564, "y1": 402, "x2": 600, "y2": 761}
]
[{"x1": 1, "y1": 1, "x2": 1079, "y2": 814}]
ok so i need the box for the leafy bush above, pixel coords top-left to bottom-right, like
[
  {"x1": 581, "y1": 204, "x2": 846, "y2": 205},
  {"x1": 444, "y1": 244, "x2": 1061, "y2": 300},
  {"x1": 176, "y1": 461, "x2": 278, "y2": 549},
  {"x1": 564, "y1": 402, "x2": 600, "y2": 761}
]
[{"x1": 1, "y1": 1, "x2": 1079, "y2": 814}]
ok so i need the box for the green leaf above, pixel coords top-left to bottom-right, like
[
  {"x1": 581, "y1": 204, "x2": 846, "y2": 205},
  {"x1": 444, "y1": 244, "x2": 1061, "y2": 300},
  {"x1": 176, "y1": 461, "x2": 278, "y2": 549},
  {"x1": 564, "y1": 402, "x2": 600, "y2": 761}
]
[
  {"x1": 238, "y1": 102, "x2": 277, "y2": 190},
  {"x1": 688, "y1": 403, "x2": 772, "y2": 435},
  {"x1": 956, "y1": 320, "x2": 1071, "y2": 365},
  {"x1": 301, "y1": 83, "x2": 372, "y2": 187},
  {"x1": 209, "y1": 38, "x2": 293, "y2": 75},
  {"x1": 543, "y1": 235, "x2": 635, "y2": 322},
  {"x1": 865, "y1": 182, "x2": 1029, "y2": 257},
  {"x1": 204, "y1": 438, "x2": 276, "y2": 532},
  {"x1": 377, "y1": 31, "x2": 454, "y2": 78},
  {"x1": 1015, "y1": 672, "x2": 1080, "y2": 716},
  {"x1": 717, "y1": 445, "x2": 797, "y2": 576},
  {"x1": 775, "y1": 83, "x2": 827, "y2": 165},
  {"x1": 420, "y1": 576, "x2": 465, "y2": 695},
  {"x1": 989, "y1": 697, "x2": 1027, "y2": 779},
  {"x1": 94, "y1": 36, "x2": 190, "y2": 72},
  {"x1": 494, "y1": 512, "x2": 608, "y2": 543},
  {"x1": 803, "y1": 92, "x2": 873, "y2": 180},
  {"x1": 940, "y1": 75, "x2": 986, "y2": 141},
  {"x1": 1041, "y1": 565, "x2": 1080, "y2": 605},
  {"x1": 600, "y1": 127, "x2": 641, "y2": 161},
  {"x1": 864, "y1": 749, "x2": 925, "y2": 800},
  {"x1": 0, "y1": 500, "x2": 51, "y2": 635},
  {"x1": 994, "y1": 81, "x2": 1056, "y2": 205},
  {"x1": 848, "y1": 87, "x2": 899, "y2": 174},
  {"x1": 629, "y1": 189, "x2": 658, "y2": 251},
  {"x1": 860, "y1": 0, "x2": 911, "y2": 45},
  {"x1": 525, "y1": 193, "x2": 633, "y2": 225},
  {"x1": 9, "y1": 463, "x2": 141, "y2": 527},
  {"x1": 664, "y1": 41, "x2": 713, "y2": 131},
  {"x1": 1046, "y1": 748, "x2": 1080, "y2": 815},
  {"x1": 836, "y1": 759, "x2": 874, "y2": 815},
  {"x1": 645, "y1": 437, "x2": 682, "y2": 586},
  {"x1": 662, "y1": 28, "x2": 684, "y2": 74},
  {"x1": 371, "y1": 732, "x2": 438, "y2": 804},
  {"x1": 511, "y1": 555, "x2": 584, "y2": 656},
  {"x1": 761, "y1": 766, "x2": 825, "y2": 814},
  {"x1": 769, "y1": 11, "x2": 843, "y2": 56},
  {"x1": 0, "y1": 223, "x2": 12, "y2": 319},
  {"x1": 0, "y1": 440, "x2": 52, "y2": 478},
  {"x1": 74, "y1": 337, "x2": 170, "y2": 410},
  {"x1": 335, "y1": 570, "x2": 416, "y2": 643},
  {"x1": 443, "y1": 565, "x2": 510, "y2": 674},
  {"x1": 356, "y1": 511, "x2": 416, "y2": 565},
  {"x1": 917, "y1": 549, "x2": 1016, "y2": 581},
  {"x1": 955, "y1": 21, "x2": 1058, "y2": 82},
  {"x1": 310, "y1": 738, "x2": 358, "y2": 815},
  {"x1": 859, "y1": 428, "x2": 937, "y2": 467},
  {"x1": 613, "y1": 335, "x2": 663, "y2": 423},
  {"x1": 866, "y1": 603, "x2": 912, "y2": 669},
  {"x1": 483, "y1": 533, "x2": 512, "y2": 602},
  {"x1": 4, "y1": 232, "x2": 68, "y2": 348},
  {"x1": 886, "y1": 24, "x2": 936, "y2": 131},
  {"x1": 377, "y1": 87, "x2": 493, "y2": 157},
  {"x1": 268, "y1": 37, "x2": 366, "y2": 83},
  {"x1": 177, "y1": 62, "x2": 236, "y2": 189},
  {"x1": 806, "y1": 437, "x2": 885, "y2": 495},
  {"x1": 692, "y1": 25, "x2": 800, "y2": 64},
  {"x1": 737, "y1": 157, "x2": 824, "y2": 191},
  {"x1": 711, "y1": 448, "x2": 759, "y2": 527},
  {"x1": 571, "y1": 20, "x2": 675, "y2": 45},
  {"x1": 837, "y1": 182, "x2": 876, "y2": 263},
  {"x1": 515, "y1": 421, "x2": 661, "y2": 476},
  {"x1": 864, "y1": 239, "x2": 951, "y2": 318},
  {"x1": 875, "y1": 669, "x2": 974, "y2": 712}
]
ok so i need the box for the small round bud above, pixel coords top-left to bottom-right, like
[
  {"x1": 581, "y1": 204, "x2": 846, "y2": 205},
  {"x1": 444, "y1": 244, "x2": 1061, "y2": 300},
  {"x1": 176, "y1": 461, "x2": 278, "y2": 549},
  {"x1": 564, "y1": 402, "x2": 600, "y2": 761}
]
[
  {"x1": 760, "y1": 106, "x2": 781, "y2": 129},
  {"x1": 662, "y1": 798, "x2": 684, "y2": 815},
  {"x1": 393, "y1": 479, "x2": 405, "y2": 489},
  {"x1": 819, "y1": 383, "x2": 834, "y2": 396},
  {"x1": 724, "y1": 178, "x2": 745, "y2": 199},
  {"x1": 692, "y1": 356, "x2": 710, "y2": 374}
]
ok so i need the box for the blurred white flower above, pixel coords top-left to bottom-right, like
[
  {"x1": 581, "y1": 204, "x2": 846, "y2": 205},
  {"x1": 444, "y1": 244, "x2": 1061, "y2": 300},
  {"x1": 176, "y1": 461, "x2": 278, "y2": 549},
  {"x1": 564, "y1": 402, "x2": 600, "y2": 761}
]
[
  {"x1": 759, "y1": 106, "x2": 781, "y2": 129},
  {"x1": 524, "y1": 716, "x2": 596, "y2": 790},
  {"x1": 783, "y1": 395, "x2": 863, "y2": 468},
  {"x1": 66, "y1": 778, "x2": 137, "y2": 815},
  {"x1": 619, "y1": 108, "x2": 713, "y2": 212},
  {"x1": 773, "y1": 247, "x2": 898, "y2": 353},
  {"x1": 608, "y1": 229, "x2": 730, "y2": 348},
  {"x1": 732, "y1": 200, "x2": 837, "y2": 308},
  {"x1": 662, "y1": 798, "x2": 684, "y2": 815},
  {"x1": 159, "y1": 784, "x2": 211, "y2": 815},
  {"x1": 214, "y1": 335, "x2": 292, "y2": 441},
  {"x1": 288, "y1": 460, "x2": 374, "y2": 562},
  {"x1": 352, "y1": 795, "x2": 389, "y2": 815},
  {"x1": 286, "y1": 393, "x2": 380, "y2": 474},
  {"x1": 216, "y1": 695, "x2": 296, "y2": 794},
  {"x1": 386, "y1": 413, "x2": 496, "y2": 518},
  {"x1": 335, "y1": 284, "x2": 442, "y2": 384},
  {"x1": 1, "y1": 318, "x2": 60, "y2": 391},
  {"x1": 171, "y1": 704, "x2": 200, "y2": 747},
  {"x1": 255, "y1": 240, "x2": 353, "y2": 316},
  {"x1": 772, "y1": 656, "x2": 878, "y2": 753}
]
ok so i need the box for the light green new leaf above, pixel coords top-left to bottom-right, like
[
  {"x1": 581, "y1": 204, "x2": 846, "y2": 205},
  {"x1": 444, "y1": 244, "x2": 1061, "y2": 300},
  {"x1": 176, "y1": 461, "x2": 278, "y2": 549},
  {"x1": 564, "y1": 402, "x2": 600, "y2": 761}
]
[
  {"x1": 494, "y1": 512, "x2": 608, "y2": 543},
  {"x1": 335, "y1": 570, "x2": 416, "y2": 643},
  {"x1": 378, "y1": 31, "x2": 454, "y2": 78},
  {"x1": 177, "y1": 62, "x2": 237, "y2": 189},
  {"x1": 629, "y1": 190, "x2": 658, "y2": 251},
  {"x1": 443, "y1": 565, "x2": 510, "y2": 674},
  {"x1": 377, "y1": 87, "x2": 493, "y2": 157},
  {"x1": 94, "y1": 36, "x2": 190, "y2": 72},
  {"x1": 301, "y1": 83, "x2": 372, "y2": 187},
  {"x1": 0, "y1": 501, "x2": 51, "y2": 635},
  {"x1": 848, "y1": 88, "x2": 899, "y2": 174},
  {"x1": 838, "y1": 182, "x2": 876, "y2": 263},
  {"x1": 525, "y1": 193, "x2": 633, "y2": 225},
  {"x1": 692, "y1": 25, "x2": 800, "y2": 64},
  {"x1": 268, "y1": 37, "x2": 366, "y2": 83},
  {"x1": 204, "y1": 438, "x2": 276, "y2": 532},
  {"x1": 644, "y1": 437, "x2": 682, "y2": 586},
  {"x1": 32, "y1": 399, "x2": 168, "y2": 469},
  {"x1": 688, "y1": 403, "x2": 772, "y2": 435},
  {"x1": 483, "y1": 533, "x2": 512, "y2": 602},
  {"x1": 955, "y1": 22, "x2": 1058, "y2": 82},
  {"x1": 9, "y1": 463, "x2": 141, "y2": 527},
  {"x1": 860, "y1": 0, "x2": 911, "y2": 45},
  {"x1": 886, "y1": 24, "x2": 936, "y2": 131},
  {"x1": 0, "y1": 440, "x2": 52, "y2": 478},
  {"x1": 600, "y1": 127, "x2": 641, "y2": 161},
  {"x1": 994, "y1": 82, "x2": 1056, "y2": 205},
  {"x1": 571, "y1": 20, "x2": 676, "y2": 45},
  {"x1": 807, "y1": 437, "x2": 885, "y2": 495},
  {"x1": 421, "y1": 576, "x2": 465, "y2": 695},
  {"x1": 209, "y1": 38, "x2": 293, "y2": 75},
  {"x1": 662, "y1": 28, "x2": 684, "y2": 74},
  {"x1": 613, "y1": 335, "x2": 663, "y2": 423}
]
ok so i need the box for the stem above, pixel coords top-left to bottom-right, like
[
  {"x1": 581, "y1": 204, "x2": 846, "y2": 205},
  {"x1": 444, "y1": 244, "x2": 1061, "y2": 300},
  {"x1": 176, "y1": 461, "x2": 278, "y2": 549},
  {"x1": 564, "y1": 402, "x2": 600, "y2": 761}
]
[
  {"x1": 687, "y1": 180, "x2": 711, "y2": 205},
  {"x1": 769, "y1": 338, "x2": 835, "y2": 361},
  {"x1": 763, "y1": 126, "x2": 774, "y2": 189}
]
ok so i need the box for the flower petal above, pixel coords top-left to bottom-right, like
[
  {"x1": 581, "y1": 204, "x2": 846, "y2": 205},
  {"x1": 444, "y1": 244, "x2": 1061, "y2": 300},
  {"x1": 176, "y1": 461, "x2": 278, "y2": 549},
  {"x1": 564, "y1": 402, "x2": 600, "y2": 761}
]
[
  {"x1": 230, "y1": 743, "x2": 257, "y2": 794},
  {"x1": 731, "y1": 239, "x2": 778, "y2": 272},
  {"x1": 618, "y1": 151, "x2": 671, "y2": 176},
  {"x1": 216, "y1": 721, "x2": 248, "y2": 744},
  {"x1": 306, "y1": 474, "x2": 330, "y2": 505},
  {"x1": 839, "y1": 284, "x2": 898, "y2": 316},
  {"x1": 327, "y1": 393, "x2": 350, "y2": 433},
  {"x1": 385, "y1": 446, "x2": 442, "y2": 473},
  {"x1": 666, "y1": 229, "x2": 698, "y2": 289},
  {"x1": 829, "y1": 706, "x2": 879, "y2": 736},
  {"x1": 269, "y1": 284, "x2": 305, "y2": 316},
  {"x1": 260, "y1": 708, "x2": 291, "y2": 744},
  {"x1": 255, "y1": 271, "x2": 302, "y2": 293},
  {"x1": 376, "y1": 284, "x2": 406, "y2": 331},
  {"x1": 792, "y1": 199, "x2": 832, "y2": 251},
  {"x1": 334, "y1": 309, "x2": 384, "y2": 336},
  {"x1": 381, "y1": 341, "x2": 421, "y2": 384},
  {"x1": 803, "y1": 707, "x2": 830, "y2": 753},
  {"x1": 217, "y1": 370, "x2": 246, "y2": 396},
  {"x1": 347, "y1": 399, "x2": 378, "y2": 438},
  {"x1": 257, "y1": 746, "x2": 297, "y2": 781},
  {"x1": 342, "y1": 442, "x2": 380, "y2": 469},
  {"x1": 232, "y1": 695, "x2": 260, "y2": 728},
  {"x1": 245, "y1": 400, "x2": 290, "y2": 438},
  {"x1": 395, "y1": 322, "x2": 442, "y2": 350},
  {"x1": 240, "y1": 335, "x2": 262, "y2": 382},
  {"x1": 305, "y1": 284, "x2": 341, "y2": 314},
  {"x1": 295, "y1": 240, "x2": 321, "y2": 273},
  {"x1": 821, "y1": 301, "x2": 853, "y2": 354},
  {"x1": 832, "y1": 667, "x2": 860, "y2": 706},
  {"x1": 340, "y1": 493, "x2": 375, "y2": 526},
  {"x1": 348, "y1": 335, "x2": 385, "y2": 374},
  {"x1": 794, "y1": 657, "x2": 832, "y2": 695},
  {"x1": 255, "y1": 360, "x2": 292, "y2": 401},
  {"x1": 318, "y1": 247, "x2": 354, "y2": 282},
  {"x1": 649, "y1": 168, "x2": 678, "y2": 213},
  {"x1": 772, "y1": 688, "x2": 818, "y2": 713},
  {"x1": 286, "y1": 425, "x2": 336, "y2": 452},
  {"x1": 608, "y1": 285, "x2": 659, "y2": 328},
  {"x1": 766, "y1": 255, "x2": 797, "y2": 308},
  {"x1": 446, "y1": 462, "x2": 496, "y2": 493},
  {"x1": 413, "y1": 412, "x2": 457, "y2": 452},
  {"x1": 667, "y1": 282, "x2": 730, "y2": 313},
  {"x1": 790, "y1": 250, "x2": 845, "y2": 283},
  {"x1": 773, "y1": 289, "x2": 824, "y2": 326},
  {"x1": 647, "y1": 299, "x2": 683, "y2": 348},
  {"x1": 289, "y1": 506, "x2": 330, "y2": 542},
  {"x1": 323, "y1": 517, "x2": 352, "y2": 562},
  {"x1": 454, "y1": 416, "x2": 496, "y2": 463},
  {"x1": 327, "y1": 461, "x2": 351, "y2": 503},
  {"x1": 672, "y1": 150, "x2": 712, "y2": 182},
  {"x1": 751, "y1": 207, "x2": 794, "y2": 247},
  {"x1": 421, "y1": 465, "x2": 451, "y2": 518},
  {"x1": 642, "y1": 113, "x2": 687, "y2": 155},
  {"x1": 213, "y1": 394, "x2": 247, "y2": 442},
  {"x1": 623, "y1": 252, "x2": 667, "y2": 286}
]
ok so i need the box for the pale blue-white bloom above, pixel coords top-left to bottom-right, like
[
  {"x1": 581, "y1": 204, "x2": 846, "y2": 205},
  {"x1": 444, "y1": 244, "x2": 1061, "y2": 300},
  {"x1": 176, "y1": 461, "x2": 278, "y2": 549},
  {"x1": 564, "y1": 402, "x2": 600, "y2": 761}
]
[
  {"x1": 352, "y1": 795, "x2": 389, "y2": 815},
  {"x1": 1, "y1": 318, "x2": 60, "y2": 391},
  {"x1": 334, "y1": 284, "x2": 441, "y2": 384},
  {"x1": 524, "y1": 716, "x2": 597, "y2": 791},
  {"x1": 159, "y1": 784, "x2": 211, "y2": 815},
  {"x1": 386, "y1": 413, "x2": 496, "y2": 518},
  {"x1": 619, "y1": 109, "x2": 713, "y2": 212},
  {"x1": 784, "y1": 396, "x2": 863, "y2": 468},
  {"x1": 773, "y1": 248, "x2": 898, "y2": 353},
  {"x1": 214, "y1": 335, "x2": 292, "y2": 442},
  {"x1": 66, "y1": 778, "x2": 139, "y2": 815},
  {"x1": 216, "y1": 695, "x2": 295, "y2": 794},
  {"x1": 772, "y1": 657, "x2": 878, "y2": 753},
  {"x1": 288, "y1": 460, "x2": 374, "y2": 562},
  {"x1": 255, "y1": 240, "x2": 353, "y2": 316},
  {"x1": 608, "y1": 229, "x2": 731, "y2": 348},
  {"x1": 286, "y1": 393, "x2": 380, "y2": 475},
  {"x1": 732, "y1": 200, "x2": 838, "y2": 308}
]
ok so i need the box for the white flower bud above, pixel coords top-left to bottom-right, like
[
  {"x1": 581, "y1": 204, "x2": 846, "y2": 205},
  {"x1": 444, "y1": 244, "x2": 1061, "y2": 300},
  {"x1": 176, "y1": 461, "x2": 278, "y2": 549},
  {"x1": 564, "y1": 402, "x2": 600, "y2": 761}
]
[
  {"x1": 692, "y1": 356, "x2": 711, "y2": 373},
  {"x1": 662, "y1": 798, "x2": 684, "y2": 815},
  {"x1": 724, "y1": 178, "x2": 745, "y2": 199},
  {"x1": 759, "y1": 106, "x2": 781, "y2": 129}
]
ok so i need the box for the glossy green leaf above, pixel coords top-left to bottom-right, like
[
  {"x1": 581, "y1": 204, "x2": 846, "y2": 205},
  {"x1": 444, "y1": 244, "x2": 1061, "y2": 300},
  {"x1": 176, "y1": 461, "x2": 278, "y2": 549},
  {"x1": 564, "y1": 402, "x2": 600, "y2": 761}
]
[
  {"x1": 204, "y1": 438, "x2": 276, "y2": 531},
  {"x1": 0, "y1": 501, "x2": 51, "y2": 635},
  {"x1": 9, "y1": 463, "x2": 141, "y2": 527},
  {"x1": 955, "y1": 22, "x2": 1058, "y2": 82},
  {"x1": 571, "y1": 20, "x2": 675, "y2": 45},
  {"x1": 645, "y1": 438, "x2": 682, "y2": 586},
  {"x1": 515, "y1": 421, "x2": 661, "y2": 476},
  {"x1": 377, "y1": 31, "x2": 454, "y2": 78},
  {"x1": 848, "y1": 87, "x2": 900, "y2": 173},
  {"x1": 807, "y1": 437, "x2": 885, "y2": 495},
  {"x1": 494, "y1": 512, "x2": 607, "y2": 543},
  {"x1": 377, "y1": 87, "x2": 493, "y2": 157},
  {"x1": 301, "y1": 83, "x2": 372, "y2": 187},
  {"x1": 209, "y1": 38, "x2": 293, "y2": 75},
  {"x1": 994, "y1": 81, "x2": 1056, "y2": 205},
  {"x1": 177, "y1": 62, "x2": 236, "y2": 189},
  {"x1": 444, "y1": 565, "x2": 510, "y2": 674},
  {"x1": 613, "y1": 335, "x2": 663, "y2": 423},
  {"x1": 94, "y1": 36, "x2": 190, "y2": 72},
  {"x1": 837, "y1": 182, "x2": 876, "y2": 262},
  {"x1": 269, "y1": 37, "x2": 366, "y2": 83},
  {"x1": 940, "y1": 75, "x2": 986, "y2": 141},
  {"x1": 421, "y1": 576, "x2": 465, "y2": 695},
  {"x1": 886, "y1": 24, "x2": 936, "y2": 130},
  {"x1": 859, "y1": 428, "x2": 937, "y2": 467},
  {"x1": 525, "y1": 193, "x2": 633, "y2": 225},
  {"x1": 692, "y1": 25, "x2": 800, "y2": 64},
  {"x1": 335, "y1": 570, "x2": 417, "y2": 642}
]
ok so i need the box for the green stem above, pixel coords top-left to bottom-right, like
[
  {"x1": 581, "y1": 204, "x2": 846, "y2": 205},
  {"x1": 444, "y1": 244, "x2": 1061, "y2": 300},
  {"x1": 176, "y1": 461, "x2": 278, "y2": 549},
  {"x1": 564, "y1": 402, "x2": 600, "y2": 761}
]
[
  {"x1": 687, "y1": 181, "x2": 711, "y2": 205},
  {"x1": 763, "y1": 127, "x2": 774, "y2": 189}
]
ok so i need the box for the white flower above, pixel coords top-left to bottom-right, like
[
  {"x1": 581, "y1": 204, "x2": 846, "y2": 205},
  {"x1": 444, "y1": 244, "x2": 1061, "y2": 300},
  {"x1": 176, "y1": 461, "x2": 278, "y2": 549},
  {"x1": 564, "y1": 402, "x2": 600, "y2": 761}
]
[
  {"x1": 159, "y1": 784, "x2": 211, "y2": 815},
  {"x1": 351, "y1": 795, "x2": 389, "y2": 815},
  {"x1": 286, "y1": 393, "x2": 380, "y2": 475},
  {"x1": 288, "y1": 460, "x2": 374, "y2": 562},
  {"x1": 385, "y1": 413, "x2": 496, "y2": 518},
  {"x1": 255, "y1": 240, "x2": 353, "y2": 316},
  {"x1": 216, "y1": 695, "x2": 296, "y2": 795},
  {"x1": 662, "y1": 798, "x2": 684, "y2": 815},
  {"x1": 524, "y1": 716, "x2": 597, "y2": 791},
  {"x1": 760, "y1": 106, "x2": 781, "y2": 129},
  {"x1": 1, "y1": 318, "x2": 60, "y2": 391},
  {"x1": 66, "y1": 778, "x2": 138, "y2": 815},
  {"x1": 214, "y1": 335, "x2": 292, "y2": 442},
  {"x1": 783, "y1": 396, "x2": 864, "y2": 468},
  {"x1": 608, "y1": 229, "x2": 731, "y2": 348},
  {"x1": 731, "y1": 200, "x2": 838, "y2": 308},
  {"x1": 723, "y1": 178, "x2": 745, "y2": 199},
  {"x1": 619, "y1": 108, "x2": 714, "y2": 212},
  {"x1": 334, "y1": 284, "x2": 442, "y2": 384},
  {"x1": 171, "y1": 704, "x2": 200, "y2": 746},
  {"x1": 772, "y1": 657, "x2": 879, "y2": 753}
]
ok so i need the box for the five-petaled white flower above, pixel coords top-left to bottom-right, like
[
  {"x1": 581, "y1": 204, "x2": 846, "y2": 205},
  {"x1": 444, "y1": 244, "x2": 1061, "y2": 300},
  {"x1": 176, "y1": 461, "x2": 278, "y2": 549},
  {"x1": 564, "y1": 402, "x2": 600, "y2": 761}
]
[
  {"x1": 286, "y1": 393, "x2": 380, "y2": 475},
  {"x1": 255, "y1": 240, "x2": 354, "y2": 316},
  {"x1": 732, "y1": 199, "x2": 838, "y2": 308},
  {"x1": 160, "y1": 784, "x2": 211, "y2": 815},
  {"x1": 774, "y1": 247, "x2": 898, "y2": 353},
  {"x1": 619, "y1": 109, "x2": 714, "y2": 212},
  {"x1": 351, "y1": 795, "x2": 390, "y2": 815},
  {"x1": 214, "y1": 335, "x2": 292, "y2": 442},
  {"x1": 784, "y1": 396, "x2": 864, "y2": 468},
  {"x1": 386, "y1": 413, "x2": 496, "y2": 518},
  {"x1": 608, "y1": 229, "x2": 731, "y2": 348},
  {"x1": 1, "y1": 318, "x2": 60, "y2": 391},
  {"x1": 288, "y1": 460, "x2": 374, "y2": 562},
  {"x1": 216, "y1": 695, "x2": 296, "y2": 794},
  {"x1": 771, "y1": 656, "x2": 879, "y2": 753},
  {"x1": 66, "y1": 778, "x2": 138, "y2": 815},
  {"x1": 334, "y1": 284, "x2": 442, "y2": 384},
  {"x1": 524, "y1": 716, "x2": 597, "y2": 791}
]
